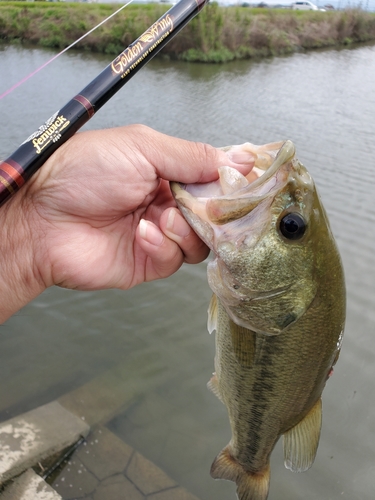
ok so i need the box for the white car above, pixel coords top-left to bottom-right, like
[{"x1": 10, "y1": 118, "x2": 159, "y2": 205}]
[{"x1": 291, "y1": 1, "x2": 319, "y2": 10}]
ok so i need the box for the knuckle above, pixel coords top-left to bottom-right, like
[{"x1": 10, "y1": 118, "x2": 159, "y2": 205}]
[{"x1": 192, "y1": 142, "x2": 219, "y2": 181}]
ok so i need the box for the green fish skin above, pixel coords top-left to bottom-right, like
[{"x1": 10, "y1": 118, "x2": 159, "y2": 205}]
[{"x1": 171, "y1": 140, "x2": 346, "y2": 500}]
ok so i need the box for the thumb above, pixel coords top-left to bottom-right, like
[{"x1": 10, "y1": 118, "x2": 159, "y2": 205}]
[{"x1": 125, "y1": 125, "x2": 255, "y2": 184}]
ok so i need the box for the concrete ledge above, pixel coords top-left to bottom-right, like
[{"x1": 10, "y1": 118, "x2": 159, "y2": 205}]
[
  {"x1": 0, "y1": 469, "x2": 62, "y2": 500},
  {"x1": 0, "y1": 401, "x2": 90, "y2": 486}
]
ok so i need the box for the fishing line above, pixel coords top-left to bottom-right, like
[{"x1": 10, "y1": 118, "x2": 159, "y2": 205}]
[{"x1": 0, "y1": 0, "x2": 134, "y2": 101}]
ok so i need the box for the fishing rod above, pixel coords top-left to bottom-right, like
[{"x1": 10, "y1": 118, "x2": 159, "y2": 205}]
[{"x1": 0, "y1": 0, "x2": 209, "y2": 207}]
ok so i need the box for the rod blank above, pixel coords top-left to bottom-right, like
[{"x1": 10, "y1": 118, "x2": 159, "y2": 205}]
[{"x1": 0, "y1": 0, "x2": 209, "y2": 207}]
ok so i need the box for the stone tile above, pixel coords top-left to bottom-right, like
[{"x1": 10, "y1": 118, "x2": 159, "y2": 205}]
[
  {"x1": 126, "y1": 452, "x2": 177, "y2": 496},
  {"x1": 147, "y1": 487, "x2": 200, "y2": 500},
  {"x1": 0, "y1": 469, "x2": 62, "y2": 500},
  {"x1": 109, "y1": 412, "x2": 171, "y2": 466},
  {"x1": 58, "y1": 356, "x2": 170, "y2": 427},
  {"x1": 93, "y1": 474, "x2": 144, "y2": 500},
  {"x1": 0, "y1": 402, "x2": 89, "y2": 486},
  {"x1": 51, "y1": 457, "x2": 98, "y2": 500},
  {"x1": 156, "y1": 424, "x2": 216, "y2": 480},
  {"x1": 124, "y1": 393, "x2": 176, "y2": 427},
  {"x1": 76, "y1": 426, "x2": 133, "y2": 481}
]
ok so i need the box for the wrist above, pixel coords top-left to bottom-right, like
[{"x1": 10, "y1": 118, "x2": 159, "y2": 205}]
[{"x1": 0, "y1": 194, "x2": 46, "y2": 324}]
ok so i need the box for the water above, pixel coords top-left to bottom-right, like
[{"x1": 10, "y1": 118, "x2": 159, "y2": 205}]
[{"x1": 1, "y1": 43, "x2": 375, "y2": 499}]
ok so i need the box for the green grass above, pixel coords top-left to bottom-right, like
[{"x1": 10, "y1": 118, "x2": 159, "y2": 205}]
[{"x1": 0, "y1": 2, "x2": 375, "y2": 62}]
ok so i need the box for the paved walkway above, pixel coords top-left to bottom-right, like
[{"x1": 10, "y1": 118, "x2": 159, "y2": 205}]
[
  {"x1": 0, "y1": 359, "x2": 202, "y2": 500},
  {"x1": 50, "y1": 426, "x2": 199, "y2": 500}
]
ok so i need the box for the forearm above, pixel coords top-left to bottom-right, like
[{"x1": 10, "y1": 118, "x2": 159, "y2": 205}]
[{"x1": 0, "y1": 195, "x2": 46, "y2": 324}]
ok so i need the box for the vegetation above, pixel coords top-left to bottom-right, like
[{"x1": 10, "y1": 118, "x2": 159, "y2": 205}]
[{"x1": 0, "y1": 1, "x2": 375, "y2": 62}]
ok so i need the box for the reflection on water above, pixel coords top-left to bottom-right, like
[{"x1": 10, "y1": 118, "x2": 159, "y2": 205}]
[{"x1": 1, "y1": 44, "x2": 375, "y2": 499}]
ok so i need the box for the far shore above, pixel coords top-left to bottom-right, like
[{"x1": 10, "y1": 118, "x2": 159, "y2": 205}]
[{"x1": 1, "y1": 2, "x2": 375, "y2": 62}]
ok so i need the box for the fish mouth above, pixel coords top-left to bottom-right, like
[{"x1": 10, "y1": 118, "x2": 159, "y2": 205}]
[
  {"x1": 171, "y1": 140, "x2": 295, "y2": 245},
  {"x1": 171, "y1": 140, "x2": 316, "y2": 335}
]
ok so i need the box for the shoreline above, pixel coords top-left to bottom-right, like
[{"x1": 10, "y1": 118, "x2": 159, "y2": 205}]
[{"x1": 0, "y1": 2, "x2": 375, "y2": 63}]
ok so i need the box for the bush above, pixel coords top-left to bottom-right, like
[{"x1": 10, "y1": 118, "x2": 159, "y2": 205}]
[{"x1": 0, "y1": 2, "x2": 375, "y2": 62}]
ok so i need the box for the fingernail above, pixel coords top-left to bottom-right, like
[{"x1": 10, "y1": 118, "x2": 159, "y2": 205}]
[
  {"x1": 226, "y1": 149, "x2": 255, "y2": 166},
  {"x1": 139, "y1": 219, "x2": 164, "y2": 246},
  {"x1": 166, "y1": 208, "x2": 190, "y2": 238}
]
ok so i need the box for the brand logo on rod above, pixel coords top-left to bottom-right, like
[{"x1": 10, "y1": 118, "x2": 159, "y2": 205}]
[
  {"x1": 24, "y1": 112, "x2": 70, "y2": 154},
  {"x1": 111, "y1": 14, "x2": 174, "y2": 77}
]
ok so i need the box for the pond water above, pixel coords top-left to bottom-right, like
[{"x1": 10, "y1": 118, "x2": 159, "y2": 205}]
[{"x1": 0, "y1": 42, "x2": 374, "y2": 499}]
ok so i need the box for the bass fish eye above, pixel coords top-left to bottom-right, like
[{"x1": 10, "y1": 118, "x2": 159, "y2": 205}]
[{"x1": 279, "y1": 213, "x2": 306, "y2": 240}]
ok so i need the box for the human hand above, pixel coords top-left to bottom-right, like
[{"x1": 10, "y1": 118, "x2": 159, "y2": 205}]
[{"x1": 0, "y1": 125, "x2": 254, "y2": 322}]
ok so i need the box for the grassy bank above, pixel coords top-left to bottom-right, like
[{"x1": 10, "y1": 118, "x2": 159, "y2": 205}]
[{"x1": 1, "y1": 2, "x2": 375, "y2": 62}]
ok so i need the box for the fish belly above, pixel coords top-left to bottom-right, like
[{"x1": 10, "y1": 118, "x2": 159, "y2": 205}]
[{"x1": 210, "y1": 297, "x2": 337, "y2": 500}]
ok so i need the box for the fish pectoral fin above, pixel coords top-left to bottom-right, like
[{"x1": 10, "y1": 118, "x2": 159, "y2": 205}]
[
  {"x1": 208, "y1": 294, "x2": 218, "y2": 334},
  {"x1": 207, "y1": 373, "x2": 224, "y2": 404},
  {"x1": 211, "y1": 446, "x2": 270, "y2": 500},
  {"x1": 283, "y1": 398, "x2": 322, "y2": 472}
]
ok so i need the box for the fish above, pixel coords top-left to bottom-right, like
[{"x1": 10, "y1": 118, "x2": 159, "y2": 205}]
[{"x1": 171, "y1": 140, "x2": 346, "y2": 500}]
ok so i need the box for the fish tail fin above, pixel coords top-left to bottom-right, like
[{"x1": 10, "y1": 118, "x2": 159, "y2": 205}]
[{"x1": 210, "y1": 446, "x2": 270, "y2": 500}]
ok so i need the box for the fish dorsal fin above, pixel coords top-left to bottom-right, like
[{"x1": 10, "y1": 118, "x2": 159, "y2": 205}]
[
  {"x1": 207, "y1": 294, "x2": 218, "y2": 334},
  {"x1": 230, "y1": 321, "x2": 256, "y2": 368},
  {"x1": 211, "y1": 445, "x2": 270, "y2": 500},
  {"x1": 283, "y1": 398, "x2": 322, "y2": 472}
]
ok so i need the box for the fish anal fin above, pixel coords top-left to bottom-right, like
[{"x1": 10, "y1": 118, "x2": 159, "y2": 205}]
[
  {"x1": 283, "y1": 398, "x2": 322, "y2": 473},
  {"x1": 207, "y1": 373, "x2": 224, "y2": 404},
  {"x1": 210, "y1": 446, "x2": 270, "y2": 500},
  {"x1": 208, "y1": 294, "x2": 218, "y2": 334},
  {"x1": 230, "y1": 321, "x2": 256, "y2": 368}
]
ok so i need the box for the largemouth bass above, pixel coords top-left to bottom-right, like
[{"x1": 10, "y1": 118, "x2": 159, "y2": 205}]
[{"x1": 171, "y1": 140, "x2": 346, "y2": 500}]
